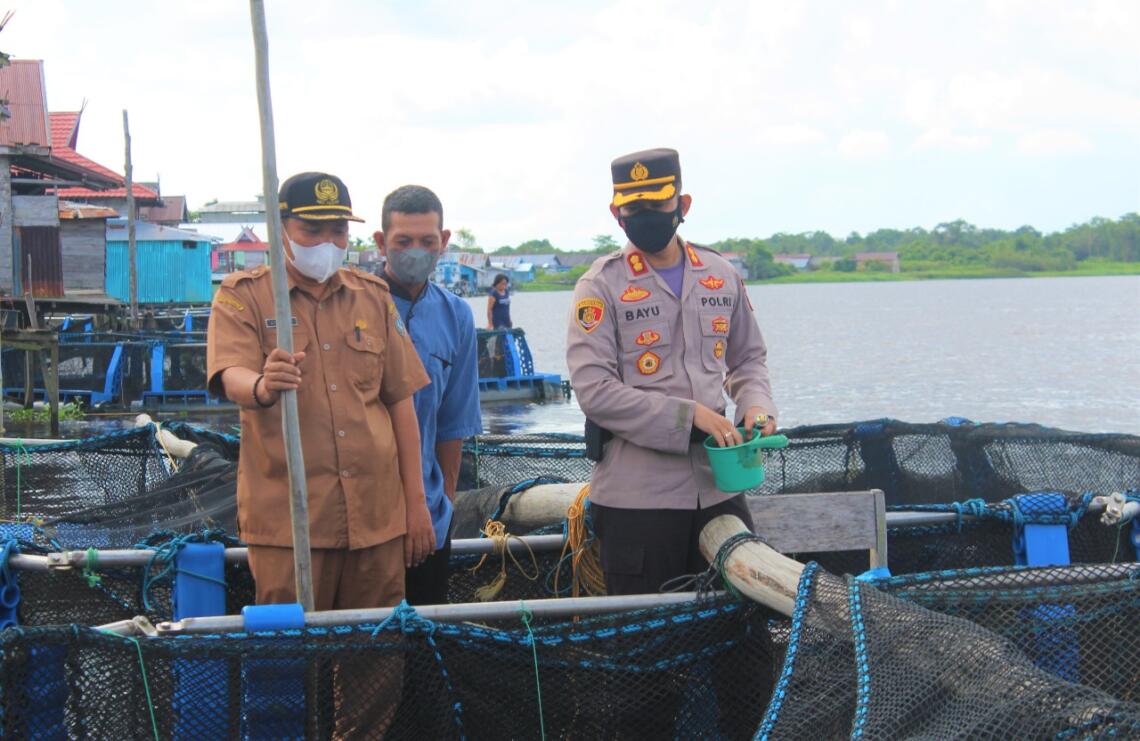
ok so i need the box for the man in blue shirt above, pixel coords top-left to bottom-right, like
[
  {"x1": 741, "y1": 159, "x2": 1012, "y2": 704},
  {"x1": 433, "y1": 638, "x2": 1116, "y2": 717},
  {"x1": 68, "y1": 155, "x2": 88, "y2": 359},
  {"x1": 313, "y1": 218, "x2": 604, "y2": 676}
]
[{"x1": 374, "y1": 185, "x2": 483, "y2": 604}]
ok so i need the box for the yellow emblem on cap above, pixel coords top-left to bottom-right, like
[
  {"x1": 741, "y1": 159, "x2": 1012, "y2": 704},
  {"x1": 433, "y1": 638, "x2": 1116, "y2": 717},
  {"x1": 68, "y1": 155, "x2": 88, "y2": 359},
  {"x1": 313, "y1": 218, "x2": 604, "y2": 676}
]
[
  {"x1": 630, "y1": 162, "x2": 649, "y2": 181},
  {"x1": 314, "y1": 178, "x2": 339, "y2": 204}
]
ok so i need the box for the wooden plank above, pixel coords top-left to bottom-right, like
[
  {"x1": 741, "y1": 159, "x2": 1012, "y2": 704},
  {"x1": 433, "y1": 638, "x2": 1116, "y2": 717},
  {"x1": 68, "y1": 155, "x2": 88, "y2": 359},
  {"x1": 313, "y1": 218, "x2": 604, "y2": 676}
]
[
  {"x1": 748, "y1": 490, "x2": 883, "y2": 555},
  {"x1": 12, "y1": 195, "x2": 60, "y2": 227}
]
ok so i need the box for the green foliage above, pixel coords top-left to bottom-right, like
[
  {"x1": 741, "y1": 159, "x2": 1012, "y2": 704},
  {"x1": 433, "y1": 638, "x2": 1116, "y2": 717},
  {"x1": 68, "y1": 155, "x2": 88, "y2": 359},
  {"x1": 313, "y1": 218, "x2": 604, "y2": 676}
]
[
  {"x1": 7, "y1": 402, "x2": 85, "y2": 423},
  {"x1": 833, "y1": 258, "x2": 857, "y2": 272},
  {"x1": 455, "y1": 228, "x2": 478, "y2": 250},
  {"x1": 709, "y1": 238, "x2": 794, "y2": 279},
  {"x1": 592, "y1": 234, "x2": 620, "y2": 252}
]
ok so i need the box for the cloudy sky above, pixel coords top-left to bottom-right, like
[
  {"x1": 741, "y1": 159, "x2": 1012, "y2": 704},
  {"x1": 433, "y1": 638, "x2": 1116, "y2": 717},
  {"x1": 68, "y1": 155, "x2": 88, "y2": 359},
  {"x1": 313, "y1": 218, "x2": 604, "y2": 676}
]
[{"x1": 8, "y1": 0, "x2": 1139, "y2": 249}]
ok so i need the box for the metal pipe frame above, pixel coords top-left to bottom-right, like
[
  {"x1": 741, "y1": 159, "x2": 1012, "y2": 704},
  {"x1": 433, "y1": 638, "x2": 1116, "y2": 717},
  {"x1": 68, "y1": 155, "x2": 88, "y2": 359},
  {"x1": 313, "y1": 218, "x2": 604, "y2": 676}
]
[
  {"x1": 92, "y1": 591, "x2": 713, "y2": 636},
  {"x1": 8, "y1": 500, "x2": 1118, "y2": 574}
]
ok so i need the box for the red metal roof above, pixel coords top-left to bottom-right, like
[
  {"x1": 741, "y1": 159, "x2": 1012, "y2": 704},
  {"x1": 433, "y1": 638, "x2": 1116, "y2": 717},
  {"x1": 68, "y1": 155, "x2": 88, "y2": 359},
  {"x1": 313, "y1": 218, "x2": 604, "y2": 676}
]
[
  {"x1": 47, "y1": 111, "x2": 159, "y2": 200},
  {"x1": 0, "y1": 60, "x2": 50, "y2": 147},
  {"x1": 216, "y1": 240, "x2": 269, "y2": 253}
]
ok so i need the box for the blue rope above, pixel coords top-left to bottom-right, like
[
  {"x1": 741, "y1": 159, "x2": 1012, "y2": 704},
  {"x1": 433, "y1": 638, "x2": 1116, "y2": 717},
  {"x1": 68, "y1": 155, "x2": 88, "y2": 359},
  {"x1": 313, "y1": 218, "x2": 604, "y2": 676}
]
[
  {"x1": 950, "y1": 498, "x2": 988, "y2": 532},
  {"x1": 132, "y1": 530, "x2": 229, "y2": 612},
  {"x1": 370, "y1": 601, "x2": 467, "y2": 735}
]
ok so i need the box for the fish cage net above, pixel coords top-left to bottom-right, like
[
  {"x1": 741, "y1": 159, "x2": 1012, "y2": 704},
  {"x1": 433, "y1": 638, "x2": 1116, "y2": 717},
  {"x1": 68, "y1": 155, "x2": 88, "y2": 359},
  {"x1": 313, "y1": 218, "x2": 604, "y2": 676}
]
[
  {"x1": 1, "y1": 562, "x2": 1138, "y2": 739},
  {"x1": 460, "y1": 419, "x2": 1140, "y2": 505}
]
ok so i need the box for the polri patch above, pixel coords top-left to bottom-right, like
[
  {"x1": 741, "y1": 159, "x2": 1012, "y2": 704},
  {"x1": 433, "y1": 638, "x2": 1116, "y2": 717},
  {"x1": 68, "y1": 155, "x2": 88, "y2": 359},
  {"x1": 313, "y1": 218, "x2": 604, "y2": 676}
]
[
  {"x1": 637, "y1": 350, "x2": 661, "y2": 375},
  {"x1": 576, "y1": 298, "x2": 605, "y2": 333}
]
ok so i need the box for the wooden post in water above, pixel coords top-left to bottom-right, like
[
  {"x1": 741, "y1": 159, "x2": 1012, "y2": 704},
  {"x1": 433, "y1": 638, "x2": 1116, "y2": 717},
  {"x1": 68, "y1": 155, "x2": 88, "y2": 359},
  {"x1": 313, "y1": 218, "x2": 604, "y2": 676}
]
[
  {"x1": 123, "y1": 110, "x2": 138, "y2": 328},
  {"x1": 248, "y1": 0, "x2": 314, "y2": 611}
]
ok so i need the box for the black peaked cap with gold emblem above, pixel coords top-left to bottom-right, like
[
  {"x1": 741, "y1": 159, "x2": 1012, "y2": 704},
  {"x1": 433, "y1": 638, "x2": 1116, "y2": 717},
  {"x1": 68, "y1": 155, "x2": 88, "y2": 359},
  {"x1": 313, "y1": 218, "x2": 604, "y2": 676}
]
[
  {"x1": 610, "y1": 148, "x2": 681, "y2": 207},
  {"x1": 278, "y1": 172, "x2": 365, "y2": 222}
]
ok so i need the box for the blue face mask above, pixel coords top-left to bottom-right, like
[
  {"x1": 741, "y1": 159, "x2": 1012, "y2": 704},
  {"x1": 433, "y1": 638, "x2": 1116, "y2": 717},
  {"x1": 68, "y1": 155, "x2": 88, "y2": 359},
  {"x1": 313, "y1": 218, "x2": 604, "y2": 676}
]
[{"x1": 387, "y1": 247, "x2": 440, "y2": 285}]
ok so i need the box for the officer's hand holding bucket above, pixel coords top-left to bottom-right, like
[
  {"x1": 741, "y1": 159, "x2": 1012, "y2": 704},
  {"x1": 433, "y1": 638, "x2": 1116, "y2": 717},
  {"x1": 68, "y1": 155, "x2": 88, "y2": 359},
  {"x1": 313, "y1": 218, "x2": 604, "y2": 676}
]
[{"x1": 704, "y1": 428, "x2": 789, "y2": 492}]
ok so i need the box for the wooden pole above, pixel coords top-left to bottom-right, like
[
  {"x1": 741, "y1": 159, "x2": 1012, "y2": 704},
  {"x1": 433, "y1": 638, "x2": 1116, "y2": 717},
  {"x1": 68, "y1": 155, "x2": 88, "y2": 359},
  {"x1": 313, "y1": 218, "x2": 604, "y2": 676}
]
[
  {"x1": 248, "y1": 0, "x2": 314, "y2": 611},
  {"x1": 123, "y1": 110, "x2": 138, "y2": 327}
]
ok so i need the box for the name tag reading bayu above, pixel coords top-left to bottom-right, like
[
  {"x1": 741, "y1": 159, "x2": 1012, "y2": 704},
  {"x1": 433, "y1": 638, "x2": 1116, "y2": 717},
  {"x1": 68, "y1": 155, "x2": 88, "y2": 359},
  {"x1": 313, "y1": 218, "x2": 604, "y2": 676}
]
[{"x1": 264, "y1": 317, "x2": 300, "y2": 328}]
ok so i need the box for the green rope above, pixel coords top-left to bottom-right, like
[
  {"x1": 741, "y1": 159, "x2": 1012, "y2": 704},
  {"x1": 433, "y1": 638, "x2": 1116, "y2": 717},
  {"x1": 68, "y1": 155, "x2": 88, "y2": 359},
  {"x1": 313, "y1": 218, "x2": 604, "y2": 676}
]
[
  {"x1": 82, "y1": 547, "x2": 102, "y2": 588},
  {"x1": 99, "y1": 631, "x2": 159, "y2": 741},
  {"x1": 520, "y1": 601, "x2": 546, "y2": 741}
]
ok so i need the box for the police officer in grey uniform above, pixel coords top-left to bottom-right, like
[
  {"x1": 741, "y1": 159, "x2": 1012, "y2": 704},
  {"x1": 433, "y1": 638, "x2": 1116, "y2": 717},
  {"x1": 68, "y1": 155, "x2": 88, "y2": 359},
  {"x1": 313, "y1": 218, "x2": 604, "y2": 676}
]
[{"x1": 566, "y1": 148, "x2": 778, "y2": 595}]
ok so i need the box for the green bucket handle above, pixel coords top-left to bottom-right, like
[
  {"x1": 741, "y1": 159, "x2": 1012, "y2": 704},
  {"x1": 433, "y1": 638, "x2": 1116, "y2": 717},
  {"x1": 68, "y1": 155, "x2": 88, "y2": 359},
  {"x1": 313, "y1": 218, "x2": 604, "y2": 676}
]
[{"x1": 703, "y1": 429, "x2": 789, "y2": 451}]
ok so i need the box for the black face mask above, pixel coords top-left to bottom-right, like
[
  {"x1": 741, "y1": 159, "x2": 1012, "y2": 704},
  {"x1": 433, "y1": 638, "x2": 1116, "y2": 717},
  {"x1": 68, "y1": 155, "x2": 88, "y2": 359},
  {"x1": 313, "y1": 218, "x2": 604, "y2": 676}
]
[{"x1": 619, "y1": 203, "x2": 684, "y2": 254}]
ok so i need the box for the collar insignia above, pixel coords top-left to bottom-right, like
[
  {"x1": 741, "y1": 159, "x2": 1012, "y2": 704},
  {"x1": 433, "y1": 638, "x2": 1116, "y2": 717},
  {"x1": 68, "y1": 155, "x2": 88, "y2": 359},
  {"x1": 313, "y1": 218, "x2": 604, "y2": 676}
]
[
  {"x1": 686, "y1": 244, "x2": 704, "y2": 268},
  {"x1": 627, "y1": 252, "x2": 649, "y2": 276}
]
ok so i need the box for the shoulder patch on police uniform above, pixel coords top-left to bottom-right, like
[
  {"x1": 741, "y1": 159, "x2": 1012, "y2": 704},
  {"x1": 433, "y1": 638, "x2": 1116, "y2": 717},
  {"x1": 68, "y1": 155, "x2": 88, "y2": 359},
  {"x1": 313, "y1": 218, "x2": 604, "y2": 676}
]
[
  {"x1": 636, "y1": 350, "x2": 661, "y2": 375},
  {"x1": 699, "y1": 275, "x2": 725, "y2": 290},
  {"x1": 620, "y1": 285, "x2": 651, "y2": 302},
  {"x1": 575, "y1": 298, "x2": 605, "y2": 333}
]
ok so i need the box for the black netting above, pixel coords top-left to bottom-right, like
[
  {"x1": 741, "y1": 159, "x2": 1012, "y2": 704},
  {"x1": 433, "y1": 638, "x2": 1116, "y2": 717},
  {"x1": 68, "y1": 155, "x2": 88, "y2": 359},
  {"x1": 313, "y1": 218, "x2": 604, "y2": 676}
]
[
  {"x1": 0, "y1": 597, "x2": 778, "y2": 741},
  {"x1": 460, "y1": 420, "x2": 1140, "y2": 504}
]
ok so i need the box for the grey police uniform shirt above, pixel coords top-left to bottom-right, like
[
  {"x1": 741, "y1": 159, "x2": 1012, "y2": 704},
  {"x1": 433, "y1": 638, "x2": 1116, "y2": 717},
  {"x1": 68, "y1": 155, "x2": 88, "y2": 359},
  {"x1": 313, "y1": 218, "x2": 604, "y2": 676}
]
[{"x1": 566, "y1": 240, "x2": 777, "y2": 510}]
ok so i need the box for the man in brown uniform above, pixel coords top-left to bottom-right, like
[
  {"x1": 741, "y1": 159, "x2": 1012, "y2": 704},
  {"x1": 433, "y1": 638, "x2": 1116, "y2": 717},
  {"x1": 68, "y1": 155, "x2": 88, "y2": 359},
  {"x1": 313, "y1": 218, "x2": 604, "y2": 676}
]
[
  {"x1": 566, "y1": 148, "x2": 778, "y2": 596},
  {"x1": 207, "y1": 171, "x2": 434, "y2": 611}
]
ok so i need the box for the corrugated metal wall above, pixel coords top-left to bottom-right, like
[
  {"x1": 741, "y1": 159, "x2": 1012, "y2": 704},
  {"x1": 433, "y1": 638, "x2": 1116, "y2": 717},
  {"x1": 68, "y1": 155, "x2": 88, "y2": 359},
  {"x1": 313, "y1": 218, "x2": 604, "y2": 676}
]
[
  {"x1": 16, "y1": 226, "x2": 65, "y2": 297},
  {"x1": 61, "y1": 221, "x2": 107, "y2": 291},
  {"x1": 105, "y1": 238, "x2": 213, "y2": 303}
]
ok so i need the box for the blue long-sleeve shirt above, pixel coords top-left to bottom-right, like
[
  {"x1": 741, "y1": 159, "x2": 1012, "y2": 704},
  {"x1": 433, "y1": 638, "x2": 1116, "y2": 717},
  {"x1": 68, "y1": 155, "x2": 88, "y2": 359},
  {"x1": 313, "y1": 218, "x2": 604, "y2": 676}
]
[{"x1": 390, "y1": 280, "x2": 484, "y2": 547}]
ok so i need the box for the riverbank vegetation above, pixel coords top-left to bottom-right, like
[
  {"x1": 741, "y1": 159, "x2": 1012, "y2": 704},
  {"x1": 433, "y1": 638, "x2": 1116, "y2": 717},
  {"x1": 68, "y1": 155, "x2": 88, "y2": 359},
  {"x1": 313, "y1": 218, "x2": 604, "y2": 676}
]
[{"x1": 507, "y1": 213, "x2": 1140, "y2": 288}]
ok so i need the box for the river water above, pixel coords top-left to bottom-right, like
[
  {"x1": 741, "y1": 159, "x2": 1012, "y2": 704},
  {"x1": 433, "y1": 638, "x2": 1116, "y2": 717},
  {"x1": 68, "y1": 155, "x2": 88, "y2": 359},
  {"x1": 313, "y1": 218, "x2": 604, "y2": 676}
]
[
  {"x1": 9, "y1": 275, "x2": 1138, "y2": 438},
  {"x1": 462, "y1": 275, "x2": 1140, "y2": 436}
]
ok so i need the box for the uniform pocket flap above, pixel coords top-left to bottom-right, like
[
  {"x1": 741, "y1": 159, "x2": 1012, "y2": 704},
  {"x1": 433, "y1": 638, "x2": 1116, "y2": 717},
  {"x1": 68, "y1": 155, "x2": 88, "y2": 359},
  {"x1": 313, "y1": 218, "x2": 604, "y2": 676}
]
[
  {"x1": 345, "y1": 331, "x2": 383, "y2": 355},
  {"x1": 699, "y1": 311, "x2": 731, "y2": 338},
  {"x1": 619, "y1": 320, "x2": 670, "y2": 354}
]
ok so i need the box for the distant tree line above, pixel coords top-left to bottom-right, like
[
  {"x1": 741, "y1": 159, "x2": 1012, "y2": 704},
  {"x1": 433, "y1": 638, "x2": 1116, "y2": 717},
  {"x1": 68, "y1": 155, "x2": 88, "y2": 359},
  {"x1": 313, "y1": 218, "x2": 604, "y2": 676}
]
[
  {"x1": 440, "y1": 213, "x2": 1139, "y2": 279},
  {"x1": 712, "y1": 213, "x2": 1140, "y2": 278}
]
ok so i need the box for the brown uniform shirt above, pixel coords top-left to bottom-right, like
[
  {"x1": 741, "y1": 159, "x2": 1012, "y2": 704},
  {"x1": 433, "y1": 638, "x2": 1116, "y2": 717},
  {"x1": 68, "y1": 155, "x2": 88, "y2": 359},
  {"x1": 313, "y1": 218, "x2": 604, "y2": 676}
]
[
  {"x1": 207, "y1": 264, "x2": 429, "y2": 549},
  {"x1": 566, "y1": 241, "x2": 777, "y2": 510}
]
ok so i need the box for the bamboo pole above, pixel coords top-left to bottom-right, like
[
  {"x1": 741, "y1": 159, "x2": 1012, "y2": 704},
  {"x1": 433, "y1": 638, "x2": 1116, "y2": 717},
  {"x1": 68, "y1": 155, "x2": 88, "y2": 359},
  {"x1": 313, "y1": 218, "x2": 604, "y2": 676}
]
[
  {"x1": 248, "y1": 0, "x2": 314, "y2": 611},
  {"x1": 123, "y1": 110, "x2": 138, "y2": 327}
]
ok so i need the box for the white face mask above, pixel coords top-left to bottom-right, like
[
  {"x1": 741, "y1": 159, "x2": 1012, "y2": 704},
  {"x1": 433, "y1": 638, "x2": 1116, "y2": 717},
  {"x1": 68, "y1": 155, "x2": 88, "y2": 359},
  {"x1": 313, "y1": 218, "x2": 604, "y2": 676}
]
[{"x1": 288, "y1": 237, "x2": 344, "y2": 283}]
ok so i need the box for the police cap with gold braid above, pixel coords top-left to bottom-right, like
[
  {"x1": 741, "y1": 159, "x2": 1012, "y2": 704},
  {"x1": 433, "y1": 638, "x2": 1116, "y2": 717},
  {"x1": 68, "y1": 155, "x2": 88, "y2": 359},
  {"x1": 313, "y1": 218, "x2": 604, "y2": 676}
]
[
  {"x1": 278, "y1": 172, "x2": 365, "y2": 222},
  {"x1": 610, "y1": 148, "x2": 681, "y2": 207}
]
